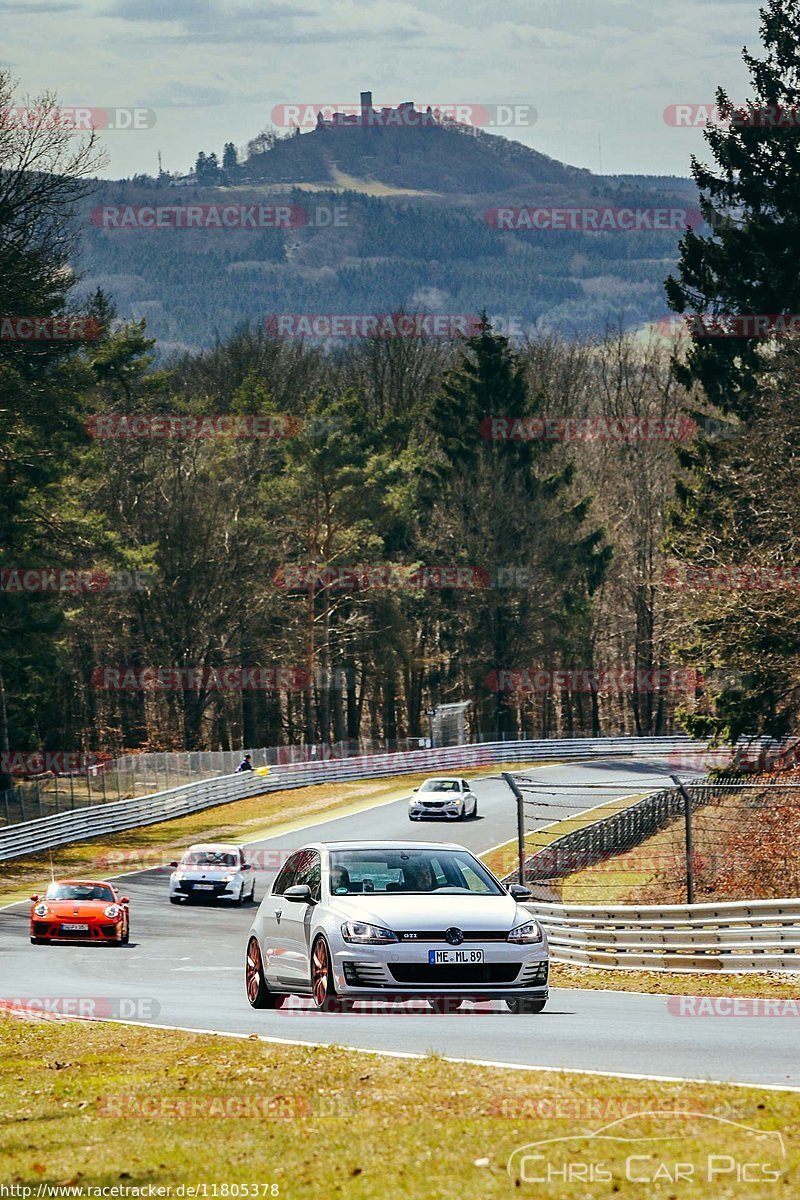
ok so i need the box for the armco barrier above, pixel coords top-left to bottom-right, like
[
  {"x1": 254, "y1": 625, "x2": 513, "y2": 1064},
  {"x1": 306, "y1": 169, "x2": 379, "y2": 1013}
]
[
  {"x1": 0, "y1": 736, "x2": 711, "y2": 862},
  {"x1": 524, "y1": 898, "x2": 800, "y2": 972},
  {"x1": 517, "y1": 777, "x2": 712, "y2": 883}
]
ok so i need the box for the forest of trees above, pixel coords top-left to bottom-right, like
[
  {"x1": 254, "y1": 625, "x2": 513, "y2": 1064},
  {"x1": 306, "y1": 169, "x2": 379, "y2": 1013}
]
[{"x1": 3, "y1": 0, "x2": 800, "y2": 776}]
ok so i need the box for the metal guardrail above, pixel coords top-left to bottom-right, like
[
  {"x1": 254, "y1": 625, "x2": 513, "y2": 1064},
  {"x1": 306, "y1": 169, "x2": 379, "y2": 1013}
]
[
  {"x1": 524, "y1": 898, "x2": 800, "y2": 972},
  {"x1": 516, "y1": 778, "x2": 712, "y2": 883},
  {"x1": 0, "y1": 736, "x2": 709, "y2": 862}
]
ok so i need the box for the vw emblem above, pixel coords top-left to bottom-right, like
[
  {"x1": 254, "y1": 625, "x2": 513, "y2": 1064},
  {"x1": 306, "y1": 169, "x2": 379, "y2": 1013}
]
[{"x1": 445, "y1": 927, "x2": 464, "y2": 946}]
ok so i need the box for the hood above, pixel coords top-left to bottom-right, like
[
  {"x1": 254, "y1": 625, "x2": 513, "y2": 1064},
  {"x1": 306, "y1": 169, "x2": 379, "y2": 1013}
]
[{"x1": 328, "y1": 892, "x2": 523, "y2": 932}]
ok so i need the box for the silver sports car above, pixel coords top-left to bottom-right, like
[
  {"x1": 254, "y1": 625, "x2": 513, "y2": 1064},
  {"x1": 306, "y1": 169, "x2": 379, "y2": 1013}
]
[{"x1": 245, "y1": 840, "x2": 548, "y2": 1013}]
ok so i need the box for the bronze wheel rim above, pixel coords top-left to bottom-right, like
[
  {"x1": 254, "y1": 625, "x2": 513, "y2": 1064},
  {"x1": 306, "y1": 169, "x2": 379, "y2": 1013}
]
[
  {"x1": 246, "y1": 937, "x2": 262, "y2": 1003},
  {"x1": 312, "y1": 939, "x2": 330, "y2": 1007}
]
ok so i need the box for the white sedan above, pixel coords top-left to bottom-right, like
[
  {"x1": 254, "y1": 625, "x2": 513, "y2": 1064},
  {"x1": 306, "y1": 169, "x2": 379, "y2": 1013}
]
[
  {"x1": 408, "y1": 777, "x2": 478, "y2": 820},
  {"x1": 169, "y1": 843, "x2": 256, "y2": 905},
  {"x1": 245, "y1": 841, "x2": 548, "y2": 1013}
]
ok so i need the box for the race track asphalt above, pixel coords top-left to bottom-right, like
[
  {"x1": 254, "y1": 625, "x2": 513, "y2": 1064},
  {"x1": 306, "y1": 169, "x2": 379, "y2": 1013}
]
[{"x1": 2, "y1": 758, "x2": 797, "y2": 1089}]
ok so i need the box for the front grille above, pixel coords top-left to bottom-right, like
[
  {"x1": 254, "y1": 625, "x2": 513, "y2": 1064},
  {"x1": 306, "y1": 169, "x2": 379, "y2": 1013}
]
[
  {"x1": 182, "y1": 881, "x2": 227, "y2": 895},
  {"x1": 397, "y1": 931, "x2": 509, "y2": 942},
  {"x1": 57, "y1": 926, "x2": 89, "y2": 938},
  {"x1": 388, "y1": 963, "x2": 521, "y2": 985}
]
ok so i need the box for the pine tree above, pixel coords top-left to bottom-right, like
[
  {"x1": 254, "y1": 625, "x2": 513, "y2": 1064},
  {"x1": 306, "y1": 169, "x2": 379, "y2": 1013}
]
[{"x1": 665, "y1": 0, "x2": 800, "y2": 417}]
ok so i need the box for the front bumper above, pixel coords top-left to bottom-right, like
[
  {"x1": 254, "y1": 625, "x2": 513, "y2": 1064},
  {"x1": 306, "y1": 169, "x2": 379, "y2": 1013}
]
[
  {"x1": 332, "y1": 943, "x2": 548, "y2": 996},
  {"x1": 31, "y1": 920, "x2": 123, "y2": 942},
  {"x1": 408, "y1": 802, "x2": 464, "y2": 819},
  {"x1": 170, "y1": 877, "x2": 242, "y2": 900}
]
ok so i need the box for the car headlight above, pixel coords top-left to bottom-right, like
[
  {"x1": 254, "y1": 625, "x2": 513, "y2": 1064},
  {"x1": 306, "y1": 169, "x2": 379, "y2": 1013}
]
[
  {"x1": 173, "y1": 871, "x2": 183, "y2": 880},
  {"x1": 341, "y1": 921, "x2": 398, "y2": 945},
  {"x1": 104, "y1": 905, "x2": 121, "y2": 919},
  {"x1": 223, "y1": 874, "x2": 235, "y2": 883},
  {"x1": 507, "y1": 920, "x2": 543, "y2": 944},
  {"x1": 33, "y1": 903, "x2": 49, "y2": 918}
]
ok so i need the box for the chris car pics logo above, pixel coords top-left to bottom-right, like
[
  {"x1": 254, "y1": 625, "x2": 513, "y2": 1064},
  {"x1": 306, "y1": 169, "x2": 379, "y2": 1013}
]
[{"x1": 507, "y1": 1112, "x2": 786, "y2": 1191}]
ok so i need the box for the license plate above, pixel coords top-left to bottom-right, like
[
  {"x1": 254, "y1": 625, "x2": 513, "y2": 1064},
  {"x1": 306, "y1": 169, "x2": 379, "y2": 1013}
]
[
  {"x1": 194, "y1": 883, "x2": 215, "y2": 891},
  {"x1": 61, "y1": 923, "x2": 88, "y2": 931},
  {"x1": 428, "y1": 949, "x2": 484, "y2": 965}
]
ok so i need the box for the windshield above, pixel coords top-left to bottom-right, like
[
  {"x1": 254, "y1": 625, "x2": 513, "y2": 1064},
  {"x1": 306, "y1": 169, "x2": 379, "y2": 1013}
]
[
  {"x1": 419, "y1": 779, "x2": 460, "y2": 792},
  {"x1": 328, "y1": 849, "x2": 502, "y2": 895},
  {"x1": 181, "y1": 851, "x2": 239, "y2": 868},
  {"x1": 45, "y1": 883, "x2": 114, "y2": 902}
]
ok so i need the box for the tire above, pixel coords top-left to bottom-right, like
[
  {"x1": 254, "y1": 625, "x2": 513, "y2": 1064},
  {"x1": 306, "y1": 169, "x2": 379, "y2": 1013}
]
[
  {"x1": 169, "y1": 896, "x2": 182, "y2": 905},
  {"x1": 235, "y1": 885, "x2": 245, "y2": 906},
  {"x1": 120, "y1": 919, "x2": 130, "y2": 946},
  {"x1": 311, "y1": 936, "x2": 351, "y2": 1012},
  {"x1": 457, "y1": 805, "x2": 466, "y2": 821},
  {"x1": 427, "y1": 997, "x2": 463, "y2": 1013},
  {"x1": 505, "y1": 996, "x2": 547, "y2": 1014},
  {"x1": 246, "y1": 935, "x2": 286, "y2": 1009},
  {"x1": 30, "y1": 936, "x2": 45, "y2": 945}
]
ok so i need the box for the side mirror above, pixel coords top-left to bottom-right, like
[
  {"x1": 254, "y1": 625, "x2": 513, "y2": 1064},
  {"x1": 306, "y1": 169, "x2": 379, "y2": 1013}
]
[
  {"x1": 169, "y1": 860, "x2": 179, "y2": 868},
  {"x1": 283, "y1": 884, "x2": 313, "y2": 904},
  {"x1": 241, "y1": 863, "x2": 252, "y2": 871},
  {"x1": 30, "y1": 894, "x2": 39, "y2": 902},
  {"x1": 412, "y1": 787, "x2": 419, "y2": 792},
  {"x1": 119, "y1": 897, "x2": 129, "y2": 904},
  {"x1": 509, "y1": 883, "x2": 532, "y2": 900}
]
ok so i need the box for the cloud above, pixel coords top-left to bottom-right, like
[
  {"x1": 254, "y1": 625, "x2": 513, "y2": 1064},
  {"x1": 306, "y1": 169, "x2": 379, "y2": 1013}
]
[
  {"x1": 107, "y1": 0, "x2": 216, "y2": 20},
  {"x1": 0, "y1": 1, "x2": 79, "y2": 10}
]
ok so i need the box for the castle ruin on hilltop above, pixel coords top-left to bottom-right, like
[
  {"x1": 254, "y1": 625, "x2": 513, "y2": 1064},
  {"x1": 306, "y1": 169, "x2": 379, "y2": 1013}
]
[{"x1": 316, "y1": 91, "x2": 445, "y2": 130}]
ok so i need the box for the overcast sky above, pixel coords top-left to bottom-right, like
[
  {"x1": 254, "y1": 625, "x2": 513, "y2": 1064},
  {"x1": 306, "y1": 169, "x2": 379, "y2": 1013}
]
[{"x1": 1, "y1": 0, "x2": 762, "y2": 179}]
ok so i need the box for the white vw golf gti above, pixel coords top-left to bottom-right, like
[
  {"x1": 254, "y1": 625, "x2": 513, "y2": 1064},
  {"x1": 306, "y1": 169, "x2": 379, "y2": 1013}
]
[{"x1": 245, "y1": 841, "x2": 548, "y2": 1012}]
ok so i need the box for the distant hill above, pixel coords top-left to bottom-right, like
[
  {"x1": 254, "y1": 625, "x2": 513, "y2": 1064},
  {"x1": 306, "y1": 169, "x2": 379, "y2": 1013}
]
[{"x1": 75, "y1": 101, "x2": 700, "y2": 354}]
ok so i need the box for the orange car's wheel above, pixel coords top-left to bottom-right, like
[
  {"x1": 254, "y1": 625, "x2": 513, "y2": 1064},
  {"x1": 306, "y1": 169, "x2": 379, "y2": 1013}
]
[{"x1": 120, "y1": 917, "x2": 130, "y2": 945}]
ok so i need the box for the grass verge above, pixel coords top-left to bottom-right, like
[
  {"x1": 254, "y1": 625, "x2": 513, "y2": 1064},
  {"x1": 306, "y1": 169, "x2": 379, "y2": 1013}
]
[
  {"x1": 549, "y1": 964, "x2": 800, "y2": 997},
  {"x1": 1, "y1": 1014, "x2": 797, "y2": 1197},
  {"x1": 0, "y1": 763, "x2": 547, "y2": 908}
]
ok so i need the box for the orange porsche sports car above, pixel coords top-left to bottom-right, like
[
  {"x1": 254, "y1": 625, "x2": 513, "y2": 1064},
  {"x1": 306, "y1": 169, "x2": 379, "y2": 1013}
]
[{"x1": 30, "y1": 879, "x2": 130, "y2": 945}]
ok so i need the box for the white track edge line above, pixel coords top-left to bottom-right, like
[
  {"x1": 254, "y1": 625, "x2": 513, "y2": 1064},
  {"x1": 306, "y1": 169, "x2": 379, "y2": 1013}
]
[{"x1": 50, "y1": 1013, "x2": 800, "y2": 1094}]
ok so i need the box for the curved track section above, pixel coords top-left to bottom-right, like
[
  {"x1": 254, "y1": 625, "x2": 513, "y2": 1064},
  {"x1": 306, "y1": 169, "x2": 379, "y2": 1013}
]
[{"x1": 1, "y1": 759, "x2": 797, "y2": 1089}]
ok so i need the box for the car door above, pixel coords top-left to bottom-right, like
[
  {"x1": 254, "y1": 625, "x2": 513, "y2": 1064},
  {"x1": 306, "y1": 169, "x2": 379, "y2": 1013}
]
[
  {"x1": 261, "y1": 851, "x2": 302, "y2": 989},
  {"x1": 276, "y1": 849, "x2": 321, "y2": 990}
]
